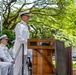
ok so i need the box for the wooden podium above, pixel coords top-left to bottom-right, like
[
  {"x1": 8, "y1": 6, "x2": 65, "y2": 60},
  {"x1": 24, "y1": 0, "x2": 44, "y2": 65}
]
[{"x1": 27, "y1": 38, "x2": 68, "y2": 75}]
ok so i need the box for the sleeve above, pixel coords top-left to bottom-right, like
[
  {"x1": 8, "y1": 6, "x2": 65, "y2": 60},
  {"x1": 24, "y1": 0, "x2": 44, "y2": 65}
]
[
  {"x1": 8, "y1": 48, "x2": 15, "y2": 59},
  {"x1": 15, "y1": 24, "x2": 27, "y2": 43},
  {"x1": 0, "y1": 47, "x2": 12, "y2": 62},
  {"x1": 7, "y1": 50, "x2": 13, "y2": 61}
]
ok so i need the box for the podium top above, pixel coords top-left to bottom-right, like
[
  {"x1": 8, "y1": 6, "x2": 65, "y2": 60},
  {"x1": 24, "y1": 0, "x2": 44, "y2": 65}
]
[{"x1": 27, "y1": 38, "x2": 55, "y2": 49}]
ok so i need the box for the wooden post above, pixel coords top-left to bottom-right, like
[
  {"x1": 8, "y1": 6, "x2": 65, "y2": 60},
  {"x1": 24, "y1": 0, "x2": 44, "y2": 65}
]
[
  {"x1": 55, "y1": 40, "x2": 67, "y2": 75},
  {"x1": 65, "y1": 46, "x2": 73, "y2": 75}
]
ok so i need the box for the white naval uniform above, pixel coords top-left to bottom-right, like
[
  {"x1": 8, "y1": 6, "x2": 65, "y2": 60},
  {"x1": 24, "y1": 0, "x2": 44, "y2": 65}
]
[
  {"x1": 27, "y1": 49, "x2": 32, "y2": 62},
  {"x1": 0, "y1": 44, "x2": 13, "y2": 75},
  {"x1": 0, "y1": 44, "x2": 13, "y2": 62},
  {"x1": 9, "y1": 47, "x2": 15, "y2": 59},
  {"x1": 0, "y1": 62, "x2": 11, "y2": 75},
  {"x1": 8, "y1": 47, "x2": 15, "y2": 75},
  {"x1": 13, "y1": 20, "x2": 29, "y2": 75}
]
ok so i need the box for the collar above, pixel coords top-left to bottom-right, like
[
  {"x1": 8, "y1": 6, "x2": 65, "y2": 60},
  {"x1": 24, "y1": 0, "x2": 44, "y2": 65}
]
[
  {"x1": 0, "y1": 43, "x2": 6, "y2": 47},
  {"x1": 0, "y1": 44, "x2": 2, "y2": 47},
  {"x1": 21, "y1": 20, "x2": 26, "y2": 25}
]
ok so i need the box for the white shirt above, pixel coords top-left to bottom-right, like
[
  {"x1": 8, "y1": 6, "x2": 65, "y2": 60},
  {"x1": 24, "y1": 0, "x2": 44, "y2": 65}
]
[
  {"x1": 0, "y1": 44, "x2": 13, "y2": 62},
  {"x1": 13, "y1": 20, "x2": 29, "y2": 75},
  {"x1": 13, "y1": 20, "x2": 29, "y2": 55}
]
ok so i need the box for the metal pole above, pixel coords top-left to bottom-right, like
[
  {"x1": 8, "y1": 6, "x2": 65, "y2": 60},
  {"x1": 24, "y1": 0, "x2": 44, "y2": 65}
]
[
  {"x1": 0, "y1": 0, "x2": 3, "y2": 35},
  {"x1": 22, "y1": 44, "x2": 24, "y2": 75}
]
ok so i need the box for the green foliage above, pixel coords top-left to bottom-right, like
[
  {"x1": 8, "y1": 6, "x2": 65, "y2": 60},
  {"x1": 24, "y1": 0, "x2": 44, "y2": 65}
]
[
  {"x1": 1, "y1": 0, "x2": 76, "y2": 47},
  {"x1": 73, "y1": 61, "x2": 76, "y2": 68},
  {"x1": 28, "y1": 0, "x2": 76, "y2": 47}
]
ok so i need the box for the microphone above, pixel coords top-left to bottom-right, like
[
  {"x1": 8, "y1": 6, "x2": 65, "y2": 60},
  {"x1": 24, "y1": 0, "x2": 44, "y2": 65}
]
[{"x1": 30, "y1": 25, "x2": 38, "y2": 34}]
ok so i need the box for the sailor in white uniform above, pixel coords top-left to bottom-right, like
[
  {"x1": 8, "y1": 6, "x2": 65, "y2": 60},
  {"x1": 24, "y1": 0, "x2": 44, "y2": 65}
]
[
  {"x1": 0, "y1": 34, "x2": 14, "y2": 75},
  {"x1": 9, "y1": 40, "x2": 15, "y2": 59},
  {"x1": 13, "y1": 10, "x2": 30, "y2": 75},
  {"x1": 0, "y1": 62, "x2": 11, "y2": 75}
]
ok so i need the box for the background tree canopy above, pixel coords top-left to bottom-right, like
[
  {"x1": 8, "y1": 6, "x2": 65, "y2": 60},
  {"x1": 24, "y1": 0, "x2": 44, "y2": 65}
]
[{"x1": 0, "y1": 0, "x2": 76, "y2": 47}]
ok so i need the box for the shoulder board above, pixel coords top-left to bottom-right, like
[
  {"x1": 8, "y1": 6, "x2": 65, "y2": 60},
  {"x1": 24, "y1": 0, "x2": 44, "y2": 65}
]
[
  {"x1": 0, "y1": 44, "x2": 2, "y2": 47},
  {"x1": 19, "y1": 22, "x2": 23, "y2": 24}
]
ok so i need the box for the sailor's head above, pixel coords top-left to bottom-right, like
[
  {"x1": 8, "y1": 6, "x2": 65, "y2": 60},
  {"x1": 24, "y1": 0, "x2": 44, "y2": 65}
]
[
  {"x1": 19, "y1": 10, "x2": 30, "y2": 22},
  {"x1": 0, "y1": 34, "x2": 8, "y2": 45}
]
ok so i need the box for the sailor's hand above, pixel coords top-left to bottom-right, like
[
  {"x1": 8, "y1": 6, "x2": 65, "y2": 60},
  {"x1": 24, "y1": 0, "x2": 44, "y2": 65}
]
[{"x1": 11, "y1": 61, "x2": 15, "y2": 64}]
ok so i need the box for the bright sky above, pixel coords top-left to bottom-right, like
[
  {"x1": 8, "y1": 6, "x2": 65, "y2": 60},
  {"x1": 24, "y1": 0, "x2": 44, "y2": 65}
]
[{"x1": 26, "y1": 0, "x2": 35, "y2": 3}]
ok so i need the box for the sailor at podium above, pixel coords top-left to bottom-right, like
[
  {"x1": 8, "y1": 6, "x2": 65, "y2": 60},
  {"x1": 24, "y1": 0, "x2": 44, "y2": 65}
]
[{"x1": 13, "y1": 10, "x2": 30, "y2": 75}]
